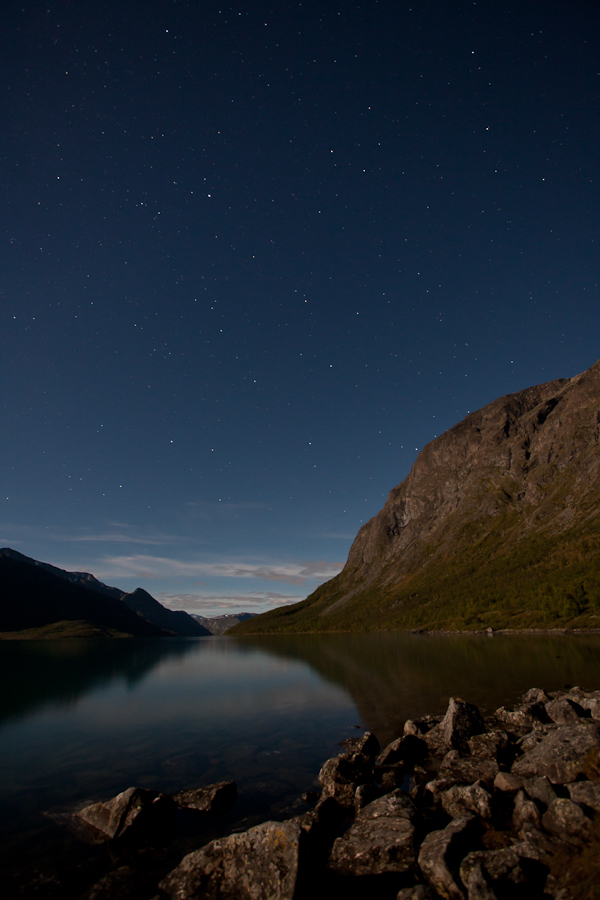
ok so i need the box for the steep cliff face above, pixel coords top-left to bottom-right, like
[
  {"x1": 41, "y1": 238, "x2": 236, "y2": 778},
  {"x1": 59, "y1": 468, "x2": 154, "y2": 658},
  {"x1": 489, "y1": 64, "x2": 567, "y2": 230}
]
[{"x1": 233, "y1": 359, "x2": 600, "y2": 633}]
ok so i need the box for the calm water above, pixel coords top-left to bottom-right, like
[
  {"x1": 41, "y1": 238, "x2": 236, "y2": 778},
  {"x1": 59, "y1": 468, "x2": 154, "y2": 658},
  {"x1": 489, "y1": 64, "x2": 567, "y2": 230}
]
[{"x1": 2, "y1": 632, "x2": 600, "y2": 867}]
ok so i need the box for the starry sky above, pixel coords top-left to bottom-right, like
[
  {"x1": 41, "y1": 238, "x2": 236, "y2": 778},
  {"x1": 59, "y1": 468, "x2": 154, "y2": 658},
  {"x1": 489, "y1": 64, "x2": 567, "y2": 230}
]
[{"x1": 2, "y1": 0, "x2": 599, "y2": 616}]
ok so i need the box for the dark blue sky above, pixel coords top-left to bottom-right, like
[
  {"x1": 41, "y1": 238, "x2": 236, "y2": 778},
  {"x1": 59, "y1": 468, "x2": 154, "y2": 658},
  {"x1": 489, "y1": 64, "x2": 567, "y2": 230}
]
[{"x1": 2, "y1": 0, "x2": 599, "y2": 614}]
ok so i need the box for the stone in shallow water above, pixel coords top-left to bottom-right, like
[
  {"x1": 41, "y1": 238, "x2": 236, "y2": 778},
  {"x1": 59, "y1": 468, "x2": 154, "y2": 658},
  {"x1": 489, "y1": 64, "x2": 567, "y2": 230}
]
[
  {"x1": 159, "y1": 820, "x2": 302, "y2": 900},
  {"x1": 75, "y1": 787, "x2": 174, "y2": 845},
  {"x1": 328, "y1": 789, "x2": 417, "y2": 877},
  {"x1": 172, "y1": 780, "x2": 237, "y2": 816}
]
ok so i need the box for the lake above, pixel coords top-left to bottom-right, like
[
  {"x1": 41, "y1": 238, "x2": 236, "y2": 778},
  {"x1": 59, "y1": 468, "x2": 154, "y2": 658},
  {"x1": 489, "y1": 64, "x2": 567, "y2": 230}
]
[{"x1": 2, "y1": 631, "x2": 600, "y2": 875}]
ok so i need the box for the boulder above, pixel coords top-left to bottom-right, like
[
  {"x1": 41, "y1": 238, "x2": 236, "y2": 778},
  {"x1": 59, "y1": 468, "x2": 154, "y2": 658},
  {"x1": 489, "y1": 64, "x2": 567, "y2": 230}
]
[
  {"x1": 541, "y1": 798, "x2": 593, "y2": 846},
  {"x1": 493, "y1": 772, "x2": 524, "y2": 793},
  {"x1": 339, "y1": 730, "x2": 380, "y2": 758},
  {"x1": 417, "y1": 814, "x2": 481, "y2": 900},
  {"x1": 328, "y1": 790, "x2": 417, "y2": 877},
  {"x1": 172, "y1": 781, "x2": 237, "y2": 816},
  {"x1": 75, "y1": 787, "x2": 174, "y2": 846},
  {"x1": 521, "y1": 688, "x2": 552, "y2": 706},
  {"x1": 424, "y1": 698, "x2": 486, "y2": 754},
  {"x1": 467, "y1": 730, "x2": 510, "y2": 763},
  {"x1": 512, "y1": 789, "x2": 542, "y2": 836},
  {"x1": 403, "y1": 715, "x2": 443, "y2": 737},
  {"x1": 441, "y1": 782, "x2": 492, "y2": 820},
  {"x1": 438, "y1": 756, "x2": 499, "y2": 791},
  {"x1": 459, "y1": 844, "x2": 548, "y2": 899},
  {"x1": 545, "y1": 698, "x2": 585, "y2": 725},
  {"x1": 159, "y1": 820, "x2": 302, "y2": 900},
  {"x1": 568, "y1": 780, "x2": 600, "y2": 813},
  {"x1": 511, "y1": 722, "x2": 600, "y2": 783},
  {"x1": 377, "y1": 734, "x2": 428, "y2": 767},
  {"x1": 317, "y1": 751, "x2": 373, "y2": 809},
  {"x1": 522, "y1": 775, "x2": 557, "y2": 809}
]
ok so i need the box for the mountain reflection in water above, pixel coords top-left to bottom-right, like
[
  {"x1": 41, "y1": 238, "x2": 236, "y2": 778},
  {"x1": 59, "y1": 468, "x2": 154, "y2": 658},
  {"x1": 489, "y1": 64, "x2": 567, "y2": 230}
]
[{"x1": 2, "y1": 632, "x2": 600, "y2": 867}]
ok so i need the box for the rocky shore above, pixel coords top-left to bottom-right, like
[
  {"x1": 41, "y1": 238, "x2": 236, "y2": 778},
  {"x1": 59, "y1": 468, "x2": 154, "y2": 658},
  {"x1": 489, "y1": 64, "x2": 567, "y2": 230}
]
[{"x1": 15, "y1": 685, "x2": 600, "y2": 899}]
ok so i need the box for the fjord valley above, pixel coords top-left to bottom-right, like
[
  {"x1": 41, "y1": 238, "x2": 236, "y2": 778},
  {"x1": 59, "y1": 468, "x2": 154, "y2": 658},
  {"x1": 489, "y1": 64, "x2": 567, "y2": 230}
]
[{"x1": 232, "y1": 358, "x2": 600, "y2": 636}]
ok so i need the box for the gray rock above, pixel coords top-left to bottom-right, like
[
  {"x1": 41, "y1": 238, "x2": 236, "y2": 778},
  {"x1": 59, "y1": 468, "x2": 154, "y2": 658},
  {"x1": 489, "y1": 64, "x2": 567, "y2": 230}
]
[
  {"x1": 467, "y1": 730, "x2": 509, "y2": 763},
  {"x1": 523, "y1": 775, "x2": 557, "y2": 809},
  {"x1": 545, "y1": 697, "x2": 585, "y2": 725},
  {"x1": 354, "y1": 782, "x2": 380, "y2": 813},
  {"x1": 159, "y1": 820, "x2": 302, "y2": 900},
  {"x1": 516, "y1": 724, "x2": 558, "y2": 752},
  {"x1": 377, "y1": 734, "x2": 428, "y2": 767},
  {"x1": 424, "y1": 698, "x2": 486, "y2": 754},
  {"x1": 441, "y1": 782, "x2": 492, "y2": 820},
  {"x1": 318, "y1": 751, "x2": 373, "y2": 809},
  {"x1": 541, "y1": 798, "x2": 593, "y2": 846},
  {"x1": 459, "y1": 845, "x2": 548, "y2": 899},
  {"x1": 339, "y1": 730, "x2": 380, "y2": 758},
  {"x1": 328, "y1": 790, "x2": 417, "y2": 877},
  {"x1": 512, "y1": 721, "x2": 600, "y2": 783},
  {"x1": 438, "y1": 756, "x2": 499, "y2": 791},
  {"x1": 418, "y1": 814, "x2": 481, "y2": 900},
  {"x1": 403, "y1": 715, "x2": 443, "y2": 737},
  {"x1": 396, "y1": 886, "x2": 434, "y2": 900},
  {"x1": 75, "y1": 787, "x2": 174, "y2": 845},
  {"x1": 512, "y1": 789, "x2": 542, "y2": 836},
  {"x1": 172, "y1": 781, "x2": 237, "y2": 816},
  {"x1": 493, "y1": 772, "x2": 524, "y2": 793},
  {"x1": 521, "y1": 688, "x2": 552, "y2": 706},
  {"x1": 580, "y1": 697, "x2": 600, "y2": 720},
  {"x1": 494, "y1": 706, "x2": 539, "y2": 733},
  {"x1": 568, "y1": 780, "x2": 600, "y2": 813}
]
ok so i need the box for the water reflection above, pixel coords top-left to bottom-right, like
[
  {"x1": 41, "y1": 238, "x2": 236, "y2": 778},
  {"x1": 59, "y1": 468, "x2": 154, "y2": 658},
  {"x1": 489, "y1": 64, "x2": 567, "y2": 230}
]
[
  {"x1": 236, "y1": 632, "x2": 600, "y2": 744},
  {"x1": 0, "y1": 637, "x2": 202, "y2": 725}
]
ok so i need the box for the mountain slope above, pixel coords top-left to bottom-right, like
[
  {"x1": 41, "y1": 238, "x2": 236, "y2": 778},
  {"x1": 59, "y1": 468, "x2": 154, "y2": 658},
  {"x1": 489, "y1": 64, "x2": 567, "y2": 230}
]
[
  {"x1": 0, "y1": 556, "x2": 168, "y2": 637},
  {"x1": 122, "y1": 588, "x2": 210, "y2": 636},
  {"x1": 232, "y1": 359, "x2": 600, "y2": 634}
]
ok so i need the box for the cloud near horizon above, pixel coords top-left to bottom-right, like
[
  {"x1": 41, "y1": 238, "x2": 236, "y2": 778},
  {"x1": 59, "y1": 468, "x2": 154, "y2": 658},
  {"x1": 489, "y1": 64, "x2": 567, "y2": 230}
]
[
  {"x1": 96, "y1": 554, "x2": 344, "y2": 585},
  {"x1": 157, "y1": 591, "x2": 303, "y2": 612}
]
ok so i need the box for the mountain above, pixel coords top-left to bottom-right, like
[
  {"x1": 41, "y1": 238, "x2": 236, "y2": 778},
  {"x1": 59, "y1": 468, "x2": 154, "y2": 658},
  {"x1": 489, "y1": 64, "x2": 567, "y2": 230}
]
[
  {"x1": 0, "y1": 554, "x2": 167, "y2": 638},
  {"x1": 232, "y1": 358, "x2": 600, "y2": 634},
  {"x1": 0, "y1": 548, "x2": 208, "y2": 637},
  {"x1": 122, "y1": 588, "x2": 210, "y2": 636},
  {"x1": 191, "y1": 612, "x2": 255, "y2": 635}
]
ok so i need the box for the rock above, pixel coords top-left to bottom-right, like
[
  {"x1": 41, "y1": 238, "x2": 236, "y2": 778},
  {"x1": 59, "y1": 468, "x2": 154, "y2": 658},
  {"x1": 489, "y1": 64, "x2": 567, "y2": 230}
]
[
  {"x1": 172, "y1": 781, "x2": 237, "y2": 816},
  {"x1": 403, "y1": 715, "x2": 443, "y2": 737},
  {"x1": 418, "y1": 815, "x2": 481, "y2": 900},
  {"x1": 318, "y1": 751, "x2": 373, "y2": 809},
  {"x1": 328, "y1": 790, "x2": 417, "y2": 877},
  {"x1": 441, "y1": 782, "x2": 492, "y2": 820},
  {"x1": 511, "y1": 721, "x2": 600, "y2": 783},
  {"x1": 339, "y1": 730, "x2": 380, "y2": 758},
  {"x1": 467, "y1": 730, "x2": 510, "y2": 763},
  {"x1": 494, "y1": 706, "x2": 540, "y2": 733},
  {"x1": 521, "y1": 688, "x2": 552, "y2": 706},
  {"x1": 580, "y1": 697, "x2": 600, "y2": 720},
  {"x1": 377, "y1": 734, "x2": 428, "y2": 767},
  {"x1": 541, "y1": 798, "x2": 593, "y2": 846},
  {"x1": 159, "y1": 820, "x2": 302, "y2": 900},
  {"x1": 288, "y1": 796, "x2": 344, "y2": 839},
  {"x1": 523, "y1": 776, "x2": 557, "y2": 809},
  {"x1": 75, "y1": 787, "x2": 175, "y2": 845},
  {"x1": 438, "y1": 756, "x2": 499, "y2": 791},
  {"x1": 396, "y1": 886, "x2": 434, "y2": 900},
  {"x1": 512, "y1": 789, "x2": 542, "y2": 835},
  {"x1": 516, "y1": 724, "x2": 558, "y2": 752},
  {"x1": 424, "y1": 698, "x2": 486, "y2": 754},
  {"x1": 459, "y1": 845, "x2": 548, "y2": 899},
  {"x1": 545, "y1": 697, "x2": 585, "y2": 725},
  {"x1": 493, "y1": 772, "x2": 524, "y2": 793},
  {"x1": 355, "y1": 782, "x2": 380, "y2": 813},
  {"x1": 568, "y1": 780, "x2": 600, "y2": 813}
]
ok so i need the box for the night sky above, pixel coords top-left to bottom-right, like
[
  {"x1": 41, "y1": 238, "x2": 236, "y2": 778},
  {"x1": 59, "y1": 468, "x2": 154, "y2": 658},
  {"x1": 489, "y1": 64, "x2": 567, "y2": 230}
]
[{"x1": 2, "y1": 0, "x2": 599, "y2": 615}]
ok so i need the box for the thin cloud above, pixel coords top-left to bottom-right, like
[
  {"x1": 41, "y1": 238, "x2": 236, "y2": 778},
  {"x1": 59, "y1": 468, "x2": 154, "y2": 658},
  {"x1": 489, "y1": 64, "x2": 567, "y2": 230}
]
[
  {"x1": 158, "y1": 591, "x2": 302, "y2": 612},
  {"x1": 98, "y1": 554, "x2": 344, "y2": 585}
]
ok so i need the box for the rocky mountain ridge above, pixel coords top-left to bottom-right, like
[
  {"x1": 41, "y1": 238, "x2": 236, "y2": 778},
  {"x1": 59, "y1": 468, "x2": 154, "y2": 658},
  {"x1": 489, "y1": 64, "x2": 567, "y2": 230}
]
[
  {"x1": 233, "y1": 358, "x2": 600, "y2": 633},
  {"x1": 0, "y1": 548, "x2": 208, "y2": 638}
]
